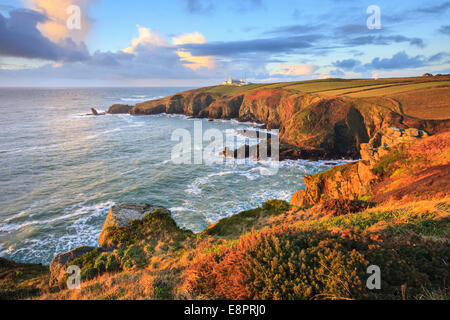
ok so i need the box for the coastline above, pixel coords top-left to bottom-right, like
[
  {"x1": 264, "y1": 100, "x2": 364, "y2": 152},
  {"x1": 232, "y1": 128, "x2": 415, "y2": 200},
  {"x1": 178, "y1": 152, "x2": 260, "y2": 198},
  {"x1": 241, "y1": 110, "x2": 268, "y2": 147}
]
[{"x1": 1, "y1": 77, "x2": 449, "y2": 300}]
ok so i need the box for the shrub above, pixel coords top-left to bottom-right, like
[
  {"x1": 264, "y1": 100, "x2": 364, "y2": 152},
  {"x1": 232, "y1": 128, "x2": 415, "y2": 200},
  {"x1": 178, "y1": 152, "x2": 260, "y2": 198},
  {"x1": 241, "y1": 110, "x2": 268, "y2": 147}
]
[
  {"x1": 70, "y1": 248, "x2": 102, "y2": 269},
  {"x1": 184, "y1": 227, "x2": 449, "y2": 300},
  {"x1": 69, "y1": 249, "x2": 125, "y2": 281},
  {"x1": 204, "y1": 208, "x2": 263, "y2": 236},
  {"x1": 262, "y1": 200, "x2": 290, "y2": 214},
  {"x1": 121, "y1": 245, "x2": 147, "y2": 270},
  {"x1": 81, "y1": 268, "x2": 98, "y2": 281},
  {"x1": 105, "y1": 253, "x2": 121, "y2": 272},
  {"x1": 185, "y1": 228, "x2": 369, "y2": 299}
]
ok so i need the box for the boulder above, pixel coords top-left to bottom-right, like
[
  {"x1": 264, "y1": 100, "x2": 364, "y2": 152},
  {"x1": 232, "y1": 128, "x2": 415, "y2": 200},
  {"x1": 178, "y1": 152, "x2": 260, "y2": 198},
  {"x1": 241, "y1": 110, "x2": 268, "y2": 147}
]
[
  {"x1": 49, "y1": 246, "x2": 99, "y2": 286},
  {"x1": 98, "y1": 204, "x2": 171, "y2": 247}
]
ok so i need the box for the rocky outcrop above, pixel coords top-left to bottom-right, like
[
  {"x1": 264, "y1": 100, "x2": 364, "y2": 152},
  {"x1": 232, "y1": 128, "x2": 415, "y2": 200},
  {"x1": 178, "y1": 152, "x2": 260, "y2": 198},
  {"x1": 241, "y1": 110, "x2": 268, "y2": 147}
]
[
  {"x1": 98, "y1": 203, "x2": 172, "y2": 247},
  {"x1": 290, "y1": 160, "x2": 377, "y2": 207},
  {"x1": 360, "y1": 127, "x2": 429, "y2": 165},
  {"x1": 49, "y1": 246, "x2": 100, "y2": 286},
  {"x1": 131, "y1": 89, "x2": 220, "y2": 116},
  {"x1": 90, "y1": 108, "x2": 106, "y2": 116},
  {"x1": 290, "y1": 129, "x2": 449, "y2": 207},
  {"x1": 223, "y1": 142, "x2": 331, "y2": 161},
  {"x1": 107, "y1": 104, "x2": 133, "y2": 114}
]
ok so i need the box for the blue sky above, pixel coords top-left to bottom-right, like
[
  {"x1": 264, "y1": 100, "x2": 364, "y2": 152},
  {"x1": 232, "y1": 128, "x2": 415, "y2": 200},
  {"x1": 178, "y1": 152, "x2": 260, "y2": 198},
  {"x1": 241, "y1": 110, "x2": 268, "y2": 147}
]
[{"x1": 0, "y1": 0, "x2": 449, "y2": 86}]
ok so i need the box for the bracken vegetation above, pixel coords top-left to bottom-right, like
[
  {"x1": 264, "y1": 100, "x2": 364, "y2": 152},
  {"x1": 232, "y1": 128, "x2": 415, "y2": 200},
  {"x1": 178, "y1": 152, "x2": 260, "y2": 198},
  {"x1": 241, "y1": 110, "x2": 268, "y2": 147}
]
[{"x1": 183, "y1": 225, "x2": 449, "y2": 300}]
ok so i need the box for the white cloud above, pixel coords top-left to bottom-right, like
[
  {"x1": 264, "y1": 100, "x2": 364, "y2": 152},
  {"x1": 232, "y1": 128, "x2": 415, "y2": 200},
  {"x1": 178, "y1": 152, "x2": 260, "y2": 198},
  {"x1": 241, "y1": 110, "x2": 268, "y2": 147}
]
[
  {"x1": 172, "y1": 32, "x2": 206, "y2": 45},
  {"x1": 25, "y1": 0, "x2": 96, "y2": 42},
  {"x1": 122, "y1": 27, "x2": 168, "y2": 53},
  {"x1": 172, "y1": 32, "x2": 215, "y2": 70}
]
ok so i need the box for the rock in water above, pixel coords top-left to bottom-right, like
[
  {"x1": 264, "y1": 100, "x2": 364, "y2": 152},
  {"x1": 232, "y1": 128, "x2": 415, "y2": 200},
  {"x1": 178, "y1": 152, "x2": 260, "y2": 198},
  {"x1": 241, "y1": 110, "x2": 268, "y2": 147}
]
[
  {"x1": 90, "y1": 108, "x2": 106, "y2": 116},
  {"x1": 107, "y1": 104, "x2": 133, "y2": 114},
  {"x1": 49, "y1": 246, "x2": 100, "y2": 286},
  {"x1": 97, "y1": 203, "x2": 171, "y2": 247}
]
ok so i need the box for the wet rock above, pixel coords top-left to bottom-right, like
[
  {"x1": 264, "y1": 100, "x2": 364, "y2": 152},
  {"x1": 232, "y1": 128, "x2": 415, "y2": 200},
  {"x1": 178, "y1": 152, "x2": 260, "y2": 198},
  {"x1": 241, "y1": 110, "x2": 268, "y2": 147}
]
[
  {"x1": 236, "y1": 129, "x2": 273, "y2": 140},
  {"x1": 90, "y1": 108, "x2": 106, "y2": 116},
  {"x1": 222, "y1": 142, "x2": 331, "y2": 161}
]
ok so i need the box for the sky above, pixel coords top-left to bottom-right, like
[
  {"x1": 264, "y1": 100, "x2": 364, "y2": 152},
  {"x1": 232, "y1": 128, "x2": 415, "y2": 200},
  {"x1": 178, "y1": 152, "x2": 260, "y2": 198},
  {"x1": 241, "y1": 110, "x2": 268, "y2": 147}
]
[{"x1": 0, "y1": 0, "x2": 449, "y2": 87}]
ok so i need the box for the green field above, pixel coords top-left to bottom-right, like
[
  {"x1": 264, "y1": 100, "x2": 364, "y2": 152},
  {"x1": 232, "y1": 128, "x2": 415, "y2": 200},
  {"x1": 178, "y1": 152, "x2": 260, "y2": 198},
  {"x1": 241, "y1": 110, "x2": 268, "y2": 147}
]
[{"x1": 205, "y1": 75, "x2": 450, "y2": 99}]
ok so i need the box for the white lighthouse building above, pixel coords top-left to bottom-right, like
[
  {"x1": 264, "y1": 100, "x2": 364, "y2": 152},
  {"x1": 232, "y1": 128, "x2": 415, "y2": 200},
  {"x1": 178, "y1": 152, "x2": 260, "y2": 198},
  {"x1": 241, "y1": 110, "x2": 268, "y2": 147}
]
[{"x1": 222, "y1": 76, "x2": 249, "y2": 86}]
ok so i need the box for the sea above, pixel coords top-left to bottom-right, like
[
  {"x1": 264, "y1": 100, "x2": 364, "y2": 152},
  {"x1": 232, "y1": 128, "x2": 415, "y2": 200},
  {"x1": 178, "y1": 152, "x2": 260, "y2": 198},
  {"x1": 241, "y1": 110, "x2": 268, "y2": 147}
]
[{"x1": 0, "y1": 87, "x2": 343, "y2": 264}]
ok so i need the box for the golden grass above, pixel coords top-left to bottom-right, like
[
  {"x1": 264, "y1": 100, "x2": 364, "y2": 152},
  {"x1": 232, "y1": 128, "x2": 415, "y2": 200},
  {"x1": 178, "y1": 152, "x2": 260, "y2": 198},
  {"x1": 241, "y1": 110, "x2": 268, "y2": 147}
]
[
  {"x1": 389, "y1": 87, "x2": 450, "y2": 119},
  {"x1": 345, "y1": 81, "x2": 450, "y2": 98}
]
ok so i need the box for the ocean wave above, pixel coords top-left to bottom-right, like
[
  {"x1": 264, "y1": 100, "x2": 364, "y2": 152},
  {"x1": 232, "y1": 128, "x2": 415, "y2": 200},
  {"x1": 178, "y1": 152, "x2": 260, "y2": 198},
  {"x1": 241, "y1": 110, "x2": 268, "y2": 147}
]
[
  {"x1": 0, "y1": 201, "x2": 113, "y2": 233},
  {"x1": 0, "y1": 201, "x2": 113, "y2": 264},
  {"x1": 120, "y1": 168, "x2": 138, "y2": 175},
  {"x1": 120, "y1": 95, "x2": 162, "y2": 102},
  {"x1": 85, "y1": 128, "x2": 121, "y2": 140}
]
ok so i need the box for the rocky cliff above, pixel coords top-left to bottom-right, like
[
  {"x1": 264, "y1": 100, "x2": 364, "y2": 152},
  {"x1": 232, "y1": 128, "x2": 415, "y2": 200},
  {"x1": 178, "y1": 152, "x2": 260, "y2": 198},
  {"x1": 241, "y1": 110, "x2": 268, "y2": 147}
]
[
  {"x1": 290, "y1": 130, "x2": 450, "y2": 207},
  {"x1": 107, "y1": 84, "x2": 449, "y2": 160}
]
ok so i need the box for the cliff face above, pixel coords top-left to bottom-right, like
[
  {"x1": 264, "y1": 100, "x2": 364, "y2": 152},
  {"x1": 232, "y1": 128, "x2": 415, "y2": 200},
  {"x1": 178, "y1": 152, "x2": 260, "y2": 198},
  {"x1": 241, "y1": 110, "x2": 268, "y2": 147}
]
[
  {"x1": 107, "y1": 85, "x2": 449, "y2": 160},
  {"x1": 290, "y1": 130, "x2": 450, "y2": 207}
]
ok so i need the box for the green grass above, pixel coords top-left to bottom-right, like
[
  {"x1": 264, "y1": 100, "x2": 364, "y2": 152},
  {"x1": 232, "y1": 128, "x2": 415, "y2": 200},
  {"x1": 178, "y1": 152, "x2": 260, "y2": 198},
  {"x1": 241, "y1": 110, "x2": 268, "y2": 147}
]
[
  {"x1": 385, "y1": 216, "x2": 450, "y2": 238},
  {"x1": 371, "y1": 146, "x2": 406, "y2": 176},
  {"x1": 205, "y1": 83, "x2": 268, "y2": 95},
  {"x1": 204, "y1": 200, "x2": 290, "y2": 237},
  {"x1": 301, "y1": 208, "x2": 441, "y2": 234}
]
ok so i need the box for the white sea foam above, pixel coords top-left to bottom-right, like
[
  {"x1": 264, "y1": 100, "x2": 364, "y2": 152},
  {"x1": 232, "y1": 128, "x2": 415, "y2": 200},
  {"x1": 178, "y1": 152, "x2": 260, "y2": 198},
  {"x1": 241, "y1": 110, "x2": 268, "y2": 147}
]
[
  {"x1": 85, "y1": 127, "x2": 121, "y2": 140},
  {"x1": 0, "y1": 201, "x2": 113, "y2": 263},
  {"x1": 121, "y1": 168, "x2": 138, "y2": 175},
  {"x1": 0, "y1": 201, "x2": 113, "y2": 233}
]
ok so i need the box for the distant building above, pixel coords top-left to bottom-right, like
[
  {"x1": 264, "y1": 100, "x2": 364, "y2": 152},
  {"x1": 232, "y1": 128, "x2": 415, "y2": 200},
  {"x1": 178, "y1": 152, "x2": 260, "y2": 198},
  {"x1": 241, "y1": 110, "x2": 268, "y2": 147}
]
[{"x1": 222, "y1": 76, "x2": 250, "y2": 86}]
